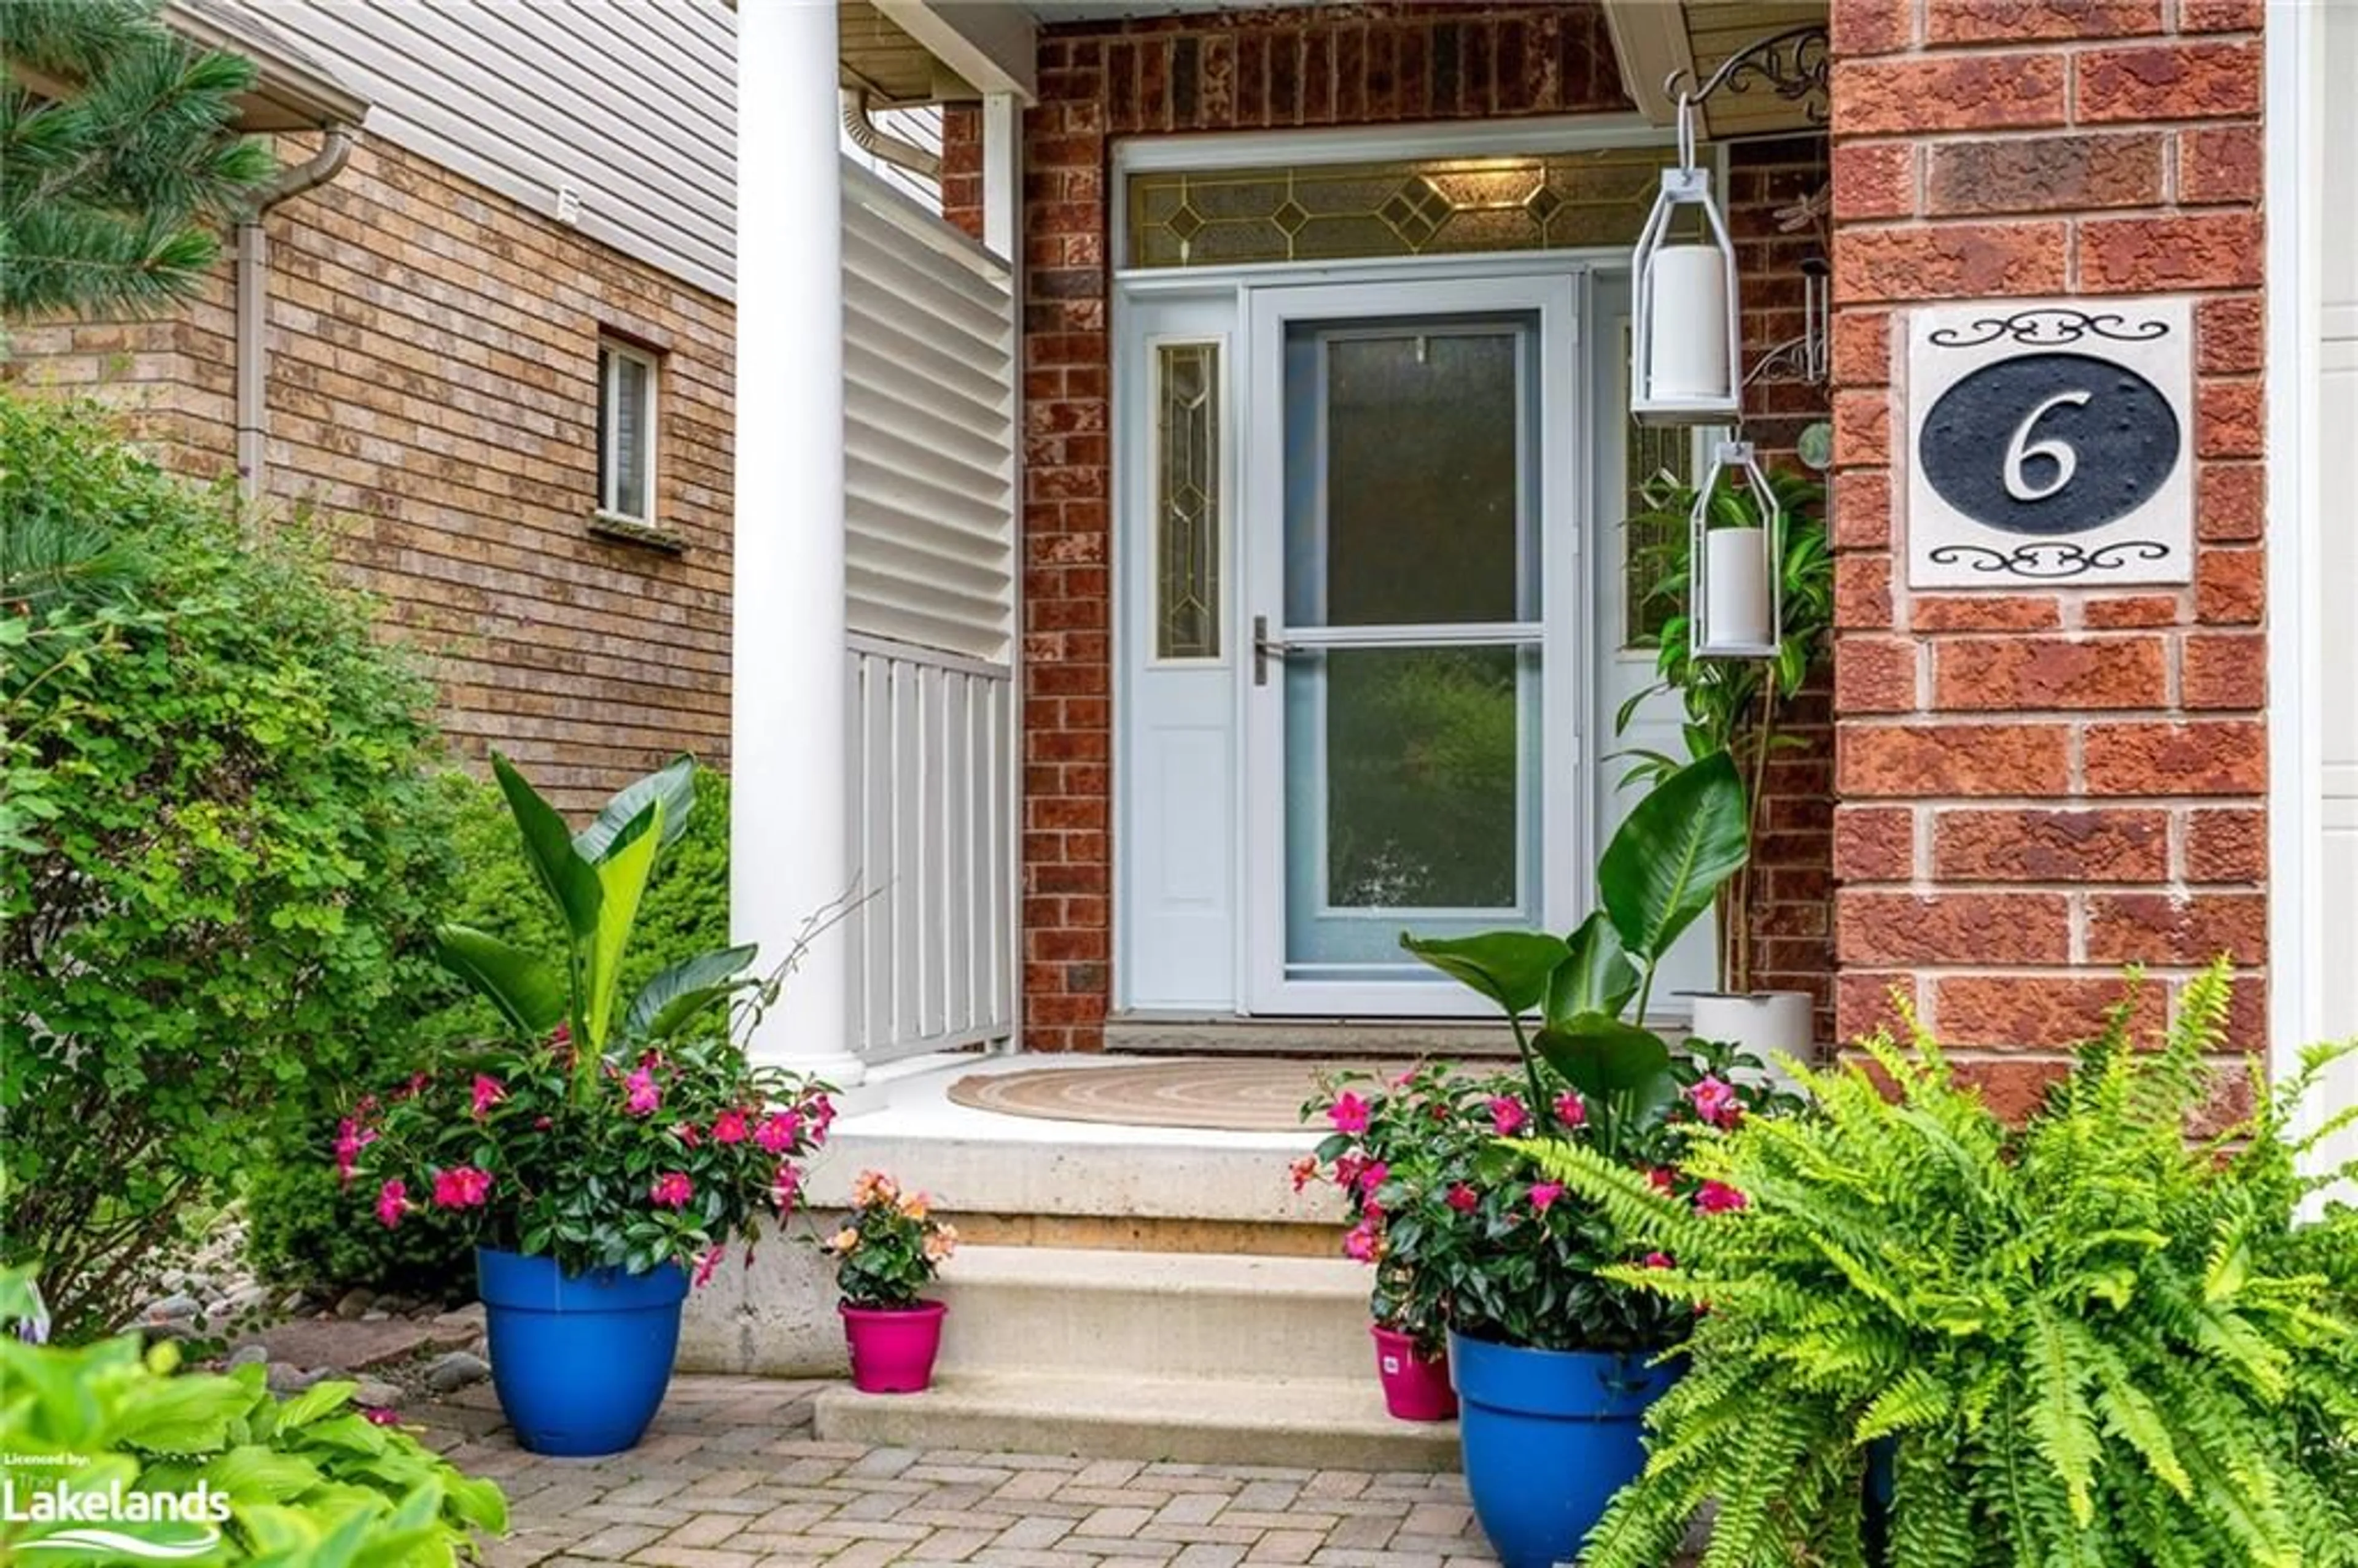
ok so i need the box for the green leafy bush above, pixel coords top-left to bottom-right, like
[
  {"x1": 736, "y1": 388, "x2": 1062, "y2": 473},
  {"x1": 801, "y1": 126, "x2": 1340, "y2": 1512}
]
[
  {"x1": 1525, "y1": 962, "x2": 2358, "y2": 1568},
  {"x1": 0, "y1": 1268, "x2": 507, "y2": 1564},
  {"x1": 245, "y1": 766, "x2": 734, "y2": 1296},
  {"x1": 1, "y1": 394, "x2": 459, "y2": 1340}
]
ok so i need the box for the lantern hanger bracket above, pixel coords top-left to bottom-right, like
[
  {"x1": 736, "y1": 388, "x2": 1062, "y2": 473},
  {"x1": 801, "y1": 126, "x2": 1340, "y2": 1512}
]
[{"x1": 1662, "y1": 24, "x2": 1832, "y2": 144}]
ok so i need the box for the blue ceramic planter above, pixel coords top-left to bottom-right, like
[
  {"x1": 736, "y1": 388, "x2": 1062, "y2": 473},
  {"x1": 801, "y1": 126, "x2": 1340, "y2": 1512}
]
[
  {"x1": 477, "y1": 1247, "x2": 688, "y2": 1456},
  {"x1": 1449, "y1": 1332, "x2": 1676, "y2": 1568}
]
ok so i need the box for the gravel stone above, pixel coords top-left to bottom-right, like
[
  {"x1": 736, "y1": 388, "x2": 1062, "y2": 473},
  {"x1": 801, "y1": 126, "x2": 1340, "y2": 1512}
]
[
  {"x1": 351, "y1": 1377, "x2": 404, "y2": 1409},
  {"x1": 227, "y1": 1343, "x2": 270, "y2": 1370},
  {"x1": 426, "y1": 1350, "x2": 491, "y2": 1392},
  {"x1": 147, "y1": 1294, "x2": 201, "y2": 1321},
  {"x1": 333, "y1": 1287, "x2": 376, "y2": 1321},
  {"x1": 266, "y1": 1362, "x2": 325, "y2": 1395}
]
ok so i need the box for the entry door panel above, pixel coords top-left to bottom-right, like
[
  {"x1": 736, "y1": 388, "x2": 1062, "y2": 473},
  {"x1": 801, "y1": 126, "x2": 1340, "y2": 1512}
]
[
  {"x1": 1243, "y1": 274, "x2": 1582, "y2": 1015},
  {"x1": 1278, "y1": 320, "x2": 1544, "y2": 979}
]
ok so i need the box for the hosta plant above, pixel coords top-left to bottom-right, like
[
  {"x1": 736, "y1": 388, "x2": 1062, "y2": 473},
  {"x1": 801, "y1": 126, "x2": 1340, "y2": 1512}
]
[
  {"x1": 0, "y1": 1268, "x2": 507, "y2": 1564},
  {"x1": 1520, "y1": 961, "x2": 2358, "y2": 1568},
  {"x1": 344, "y1": 756, "x2": 833, "y2": 1280}
]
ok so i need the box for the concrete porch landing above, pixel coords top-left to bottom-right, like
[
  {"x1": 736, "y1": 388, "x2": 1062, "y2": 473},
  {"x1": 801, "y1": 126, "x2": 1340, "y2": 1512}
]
[{"x1": 784, "y1": 1055, "x2": 1452, "y2": 1470}]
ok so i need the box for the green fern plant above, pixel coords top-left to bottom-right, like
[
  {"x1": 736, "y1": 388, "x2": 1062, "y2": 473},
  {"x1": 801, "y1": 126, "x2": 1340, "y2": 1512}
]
[{"x1": 1513, "y1": 960, "x2": 2358, "y2": 1568}]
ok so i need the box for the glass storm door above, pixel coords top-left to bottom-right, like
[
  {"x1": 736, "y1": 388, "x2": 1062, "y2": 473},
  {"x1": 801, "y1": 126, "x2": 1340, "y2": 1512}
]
[{"x1": 1242, "y1": 276, "x2": 1581, "y2": 1013}]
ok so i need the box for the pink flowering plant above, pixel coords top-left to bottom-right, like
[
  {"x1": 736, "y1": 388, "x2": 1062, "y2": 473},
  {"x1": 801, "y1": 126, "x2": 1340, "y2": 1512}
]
[
  {"x1": 1302, "y1": 1042, "x2": 1792, "y2": 1356},
  {"x1": 1304, "y1": 753, "x2": 1804, "y2": 1354},
  {"x1": 820, "y1": 1170, "x2": 959, "y2": 1309},
  {"x1": 341, "y1": 756, "x2": 834, "y2": 1280}
]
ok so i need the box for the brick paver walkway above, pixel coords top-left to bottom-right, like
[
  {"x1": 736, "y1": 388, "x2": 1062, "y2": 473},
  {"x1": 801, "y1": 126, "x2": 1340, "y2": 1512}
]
[{"x1": 420, "y1": 1375, "x2": 1501, "y2": 1568}]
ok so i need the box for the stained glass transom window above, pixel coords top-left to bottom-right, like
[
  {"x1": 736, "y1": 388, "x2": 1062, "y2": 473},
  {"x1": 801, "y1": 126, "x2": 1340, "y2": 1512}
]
[
  {"x1": 1127, "y1": 146, "x2": 1689, "y2": 270},
  {"x1": 1156, "y1": 341, "x2": 1221, "y2": 660}
]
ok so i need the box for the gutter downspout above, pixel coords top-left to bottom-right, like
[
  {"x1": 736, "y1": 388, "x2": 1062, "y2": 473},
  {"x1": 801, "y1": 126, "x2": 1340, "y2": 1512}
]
[
  {"x1": 839, "y1": 88, "x2": 941, "y2": 179},
  {"x1": 237, "y1": 126, "x2": 357, "y2": 500}
]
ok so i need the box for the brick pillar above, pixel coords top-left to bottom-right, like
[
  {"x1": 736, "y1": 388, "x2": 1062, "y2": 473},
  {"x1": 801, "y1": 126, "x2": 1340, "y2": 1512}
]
[{"x1": 1826, "y1": 0, "x2": 2268, "y2": 1113}]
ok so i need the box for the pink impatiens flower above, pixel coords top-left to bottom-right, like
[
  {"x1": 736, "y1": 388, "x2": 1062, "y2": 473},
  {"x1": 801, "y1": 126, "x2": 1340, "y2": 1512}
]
[
  {"x1": 1488, "y1": 1096, "x2": 1530, "y2": 1136},
  {"x1": 755, "y1": 1110, "x2": 802, "y2": 1154},
  {"x1": 624, "y1": 1066, "x2": 661, "y2": 1116},
  {"x1": 673, "y1": 1121, "x2": 702, "y2": 1148},
  {"x1": 1695, "y1": 1180, "x2": 1748, "y2": 1215},
  {"x1": 1288, "y1": 1155, "x2": 1320, "y2": 1193},
  {"x1": 1648, "y1": 1166, "x2": 1679, "y2": 1195},
  {"x1": 374, "y1": 1179, "x2": 408, "y2": 1229},
  {"x1": 693, "y1": 1243, "x2": 726, "y2": 1289},
  {"x1": 1644, "y1": 1251, "x2": 1675, "y2": 1270},
  {"x1": 1528, "y1": 1181, "x2": 1564, "y2": 1214},
  {"x1": 333, "y1": 1116, "x2": 377, "y2": 1187},
  {"x1": 359, "y1": 1407, "x2": 402, "y2": 1427},
  {"x1": 1446, "y1": 1182, "x2": 1479, "y2": 1213},
  {"x1": 771, "y1": 1162, "x2": 802, "y2": 1215},
  {"x1": 803, "y1": 1094, "x2": 837, "y2": 1145},
  {"x1": 1342, "y1": 1221, "x2": 1381, "y2": 1262},
  {"x1": 1328, "y1": 1092, "x2": 1371, "y2": 1135},
  {"x1": 650, "y1": 1171, "x2": 694, "y2": 1209},
  {"x1": 1357, "y1": 1160, "x2": 1389, "y2": 1197},
  {"x1": 1552, "y1": 1090, "x2": 1587, "y2": 1129},
  {"x1": 1689, "y1": 1076, "x2": 1742, "y2": 1130},
  {"x1": 432, "y1": 1166, "x2": 493, "y2": 1210},
  {"x1": 470, "y1": 1074, "x2": 506, "y2": 1120},
  {"x1": 711, "y1": 1109, "x2": 749, "y2": 1145}
]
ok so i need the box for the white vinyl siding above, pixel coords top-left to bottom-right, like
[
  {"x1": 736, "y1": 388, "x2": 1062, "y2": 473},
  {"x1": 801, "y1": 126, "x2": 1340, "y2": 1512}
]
[
  {"x1": 596, "y1": 340, "x2": 659, "y2": 523},
  {"x1": 256, "y1": 0, "x2": 736, "y2": 298},
  {"x1": 840, "y1": 161, "x2": 1018, "y2": 663}
]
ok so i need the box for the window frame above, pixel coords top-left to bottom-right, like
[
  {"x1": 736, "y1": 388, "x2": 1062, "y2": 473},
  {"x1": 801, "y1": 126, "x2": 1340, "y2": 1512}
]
[{"x1": 596, "y1": 336, "x2": 661, "y2": 525}]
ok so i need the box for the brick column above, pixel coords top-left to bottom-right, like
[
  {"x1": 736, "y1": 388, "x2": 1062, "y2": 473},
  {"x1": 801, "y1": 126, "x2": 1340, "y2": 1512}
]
[{"x1": 1826, "y1": 0, "x2": 2268, "y2": 1112}]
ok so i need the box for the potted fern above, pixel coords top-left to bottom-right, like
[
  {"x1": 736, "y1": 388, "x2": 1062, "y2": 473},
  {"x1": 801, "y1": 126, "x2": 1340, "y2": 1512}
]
[
  {"x1": 1520, "y1": 961, "x2": 2358, "y2": 1567},
  {"x1": 1617, "y1": 464, "x2": 1832, "y2": 1061}
]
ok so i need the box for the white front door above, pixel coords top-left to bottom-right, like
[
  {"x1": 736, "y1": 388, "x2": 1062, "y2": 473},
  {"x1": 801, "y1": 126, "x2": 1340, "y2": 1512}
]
[{"x1": 1240, "y1": 273, "x2": 1585, "y2": 1014}]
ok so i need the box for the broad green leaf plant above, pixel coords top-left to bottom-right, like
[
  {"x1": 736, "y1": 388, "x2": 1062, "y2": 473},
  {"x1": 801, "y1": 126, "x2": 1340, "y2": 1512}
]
[
  {"x1": 1518, "y1": 962, "x2": 2358, "y2": 1568},
  {"x1": 1618, "y1": 464, "x2": 1832, "y2": 995},
  {"x1": 1402, "y1": 750, "x2": 1751, "y2": 1159},
  {"x1": 0, "y1": 1268, "x2": 507, "y2": 1564}
]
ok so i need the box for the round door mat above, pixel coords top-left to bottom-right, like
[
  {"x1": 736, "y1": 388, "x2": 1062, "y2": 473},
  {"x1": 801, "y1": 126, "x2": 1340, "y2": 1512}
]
[{"x1": 945, "y1": 1060, "x2": 1380, "y2": 1132}]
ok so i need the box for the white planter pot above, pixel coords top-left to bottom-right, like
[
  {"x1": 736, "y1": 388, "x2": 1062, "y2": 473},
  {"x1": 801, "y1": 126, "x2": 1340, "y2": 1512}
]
[{"x1": 1686, "y1": 990, "x2": 1815, "y2": 1068}]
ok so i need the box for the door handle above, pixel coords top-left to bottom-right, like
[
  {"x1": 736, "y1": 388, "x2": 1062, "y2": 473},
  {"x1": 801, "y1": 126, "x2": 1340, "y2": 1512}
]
[{"x1": 1252, "y1": 615, "x2": 1291, "y2": 687}]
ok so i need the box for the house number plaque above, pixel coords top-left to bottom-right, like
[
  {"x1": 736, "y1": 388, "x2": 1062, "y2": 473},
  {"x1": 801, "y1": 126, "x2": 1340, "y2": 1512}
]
[{"x1": 1905, "y1": 298, "x2": 2193, "y2": 588}]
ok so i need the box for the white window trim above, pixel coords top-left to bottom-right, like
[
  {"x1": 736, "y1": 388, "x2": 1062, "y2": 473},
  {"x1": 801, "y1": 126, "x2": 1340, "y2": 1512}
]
[{"x1": 597, "y1": 337, "x2": 661, "y2": 525}]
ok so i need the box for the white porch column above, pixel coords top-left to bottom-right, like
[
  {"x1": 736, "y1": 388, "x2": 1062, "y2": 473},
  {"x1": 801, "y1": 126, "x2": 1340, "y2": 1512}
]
[{"x1": 732, "y1": 0, "x2": 863, "y2": 1086}]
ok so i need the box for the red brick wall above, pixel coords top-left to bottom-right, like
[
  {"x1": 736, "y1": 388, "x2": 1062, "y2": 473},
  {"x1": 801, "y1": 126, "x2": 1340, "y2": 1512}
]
[
  {"x1": 1726, "y1": 135, "x2": 1837, "y2": 1041},
  {"x1": 6, "y1": 134, "x2": 735, "y2": 814},
  {"x1": 983, "y1": 1, "x2": 1840, "y2": 1050},
  {"x1": 1825, "y1": 0, "x2": 2267, "y2": 1114}
]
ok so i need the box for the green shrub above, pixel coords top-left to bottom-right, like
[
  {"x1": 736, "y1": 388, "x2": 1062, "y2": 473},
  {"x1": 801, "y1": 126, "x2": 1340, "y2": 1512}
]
[
  {"x1": 243, "y1": 764, "x2": 734, "y2": 1297},
  {"x1": 0, "y1": 1268, "x2": 507, "y2": 1564},
  {"x1": 0, "y1": 394, "x2": 459, "y2": 1340}
]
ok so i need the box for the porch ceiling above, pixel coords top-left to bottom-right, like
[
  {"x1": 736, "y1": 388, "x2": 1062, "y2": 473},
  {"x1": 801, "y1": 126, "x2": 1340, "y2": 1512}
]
[
  {"x1": 1603, "y1": 0, "x2": 1829, "y2": 141},
  {"x1": 840, "y1": 0, "x2": 977, "y2": 105}
]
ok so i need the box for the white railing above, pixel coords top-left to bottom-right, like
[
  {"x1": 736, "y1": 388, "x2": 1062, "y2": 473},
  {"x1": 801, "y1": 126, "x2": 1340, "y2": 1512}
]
[
  {"x1": 846, "y1": 636, "x2": 1016, "y2": 1062},
  {"x1": 838, "y1": 161, "x2": 1018, "y2": 1063}
]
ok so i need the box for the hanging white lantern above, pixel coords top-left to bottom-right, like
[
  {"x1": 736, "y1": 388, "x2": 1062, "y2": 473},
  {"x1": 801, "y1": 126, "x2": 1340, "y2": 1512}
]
[
  {"x1": 1690, "y1": 440, "x2": 1781, "y2": 659},
  {"x1": 1630, "y1": 93, "x2": 1741, "y2": 425}
]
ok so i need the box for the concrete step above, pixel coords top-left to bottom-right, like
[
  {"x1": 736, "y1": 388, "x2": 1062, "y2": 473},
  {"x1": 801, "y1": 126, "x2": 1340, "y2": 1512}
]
[
  {"x1": 812, "y1": 1370, "x2": 1460, "y2": 1470},
  {"x1": 935, "y1": 1246, "x2": 1372, "y2": 1383}
]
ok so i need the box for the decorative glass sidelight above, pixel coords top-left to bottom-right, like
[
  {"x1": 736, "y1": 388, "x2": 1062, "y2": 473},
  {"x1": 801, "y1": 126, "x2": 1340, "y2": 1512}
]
[
  {"x1": 1154, "y1": 341, "x2": 1221, "y2": 659},
  {"x1": 1689, "y1": 439, "x2": 1783, "y2": 659}
]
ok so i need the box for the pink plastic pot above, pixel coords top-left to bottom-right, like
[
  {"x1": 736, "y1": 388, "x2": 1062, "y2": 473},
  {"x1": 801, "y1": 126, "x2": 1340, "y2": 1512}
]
[
  {"x1": 840, "y1": 1300, "x2": 947, "y2": 1394},
  {"x1": 1372, "y1": 1323, "x2": 1457, "y2": 1422}
]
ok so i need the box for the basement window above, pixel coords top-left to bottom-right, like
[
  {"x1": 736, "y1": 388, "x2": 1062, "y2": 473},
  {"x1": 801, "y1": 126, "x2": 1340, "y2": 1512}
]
[{"x1": 596, "y1": 337, "x2": 660, "y2": 524}]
